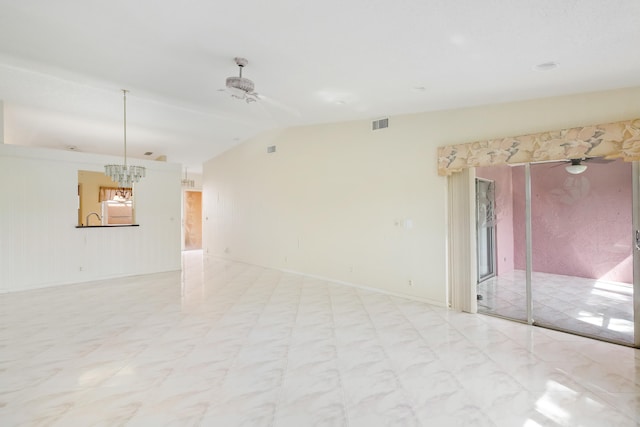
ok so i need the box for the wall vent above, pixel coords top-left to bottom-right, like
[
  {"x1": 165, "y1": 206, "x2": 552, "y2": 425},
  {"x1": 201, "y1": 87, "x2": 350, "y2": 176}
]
[
  {"x1": 372, "y1": 117, "x2": 389, "y2": 130},
  {"x1": 267, "y1": 145, "x2": 276, "y2": 153}
]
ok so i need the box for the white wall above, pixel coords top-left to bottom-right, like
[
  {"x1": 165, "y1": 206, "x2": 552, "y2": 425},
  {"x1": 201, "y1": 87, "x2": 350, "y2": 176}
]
[
  {"x1": 0, "y1": 144, "x2": 182, "y2": 293},
  {"x1": 203, "y1": 87, "x2": 640, "y2": 306}
]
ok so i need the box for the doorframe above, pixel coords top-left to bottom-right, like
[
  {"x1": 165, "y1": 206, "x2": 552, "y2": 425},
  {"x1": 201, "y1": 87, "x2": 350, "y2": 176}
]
[
  {"x1": 633, "y1": 162, "x2": 640, "y2": 347},
  {"x1": 524, "y1": 163, "x2": 533, "y2": 326}
]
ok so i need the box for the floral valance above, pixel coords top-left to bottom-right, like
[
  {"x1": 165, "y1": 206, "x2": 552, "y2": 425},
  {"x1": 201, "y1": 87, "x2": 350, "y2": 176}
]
[{"x1": 437, "y1": 118, "x2": 640, "y2": 176}]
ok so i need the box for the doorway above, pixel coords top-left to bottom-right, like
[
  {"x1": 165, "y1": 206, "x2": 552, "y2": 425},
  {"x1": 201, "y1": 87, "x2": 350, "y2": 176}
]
[
  {"x1": 476, "y1": 159, "x2": 637, "y2": 346},
  {"x1": 184, "y1": 190, "x2": 202, "y2": 250}
]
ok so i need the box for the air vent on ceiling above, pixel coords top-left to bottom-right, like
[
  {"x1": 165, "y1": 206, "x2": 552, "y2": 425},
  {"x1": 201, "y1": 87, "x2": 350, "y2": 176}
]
[
  {"x1": 267, "y1": 145, "x2": 276, "y2": 153},
  {"x1": 372, "y1": 117, "x2": 389, "y2": 131}
]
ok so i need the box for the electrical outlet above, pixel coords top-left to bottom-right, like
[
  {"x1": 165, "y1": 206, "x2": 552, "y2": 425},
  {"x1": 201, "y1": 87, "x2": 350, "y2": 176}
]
[{"x1": 408, "y1": 280, "x2": 413, "y2": 286}]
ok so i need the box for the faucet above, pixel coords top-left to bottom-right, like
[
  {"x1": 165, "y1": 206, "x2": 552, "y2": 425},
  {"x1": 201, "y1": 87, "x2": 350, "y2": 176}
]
[{"x1": 86, "y1": 212, "x2": 101, "y2": 226}]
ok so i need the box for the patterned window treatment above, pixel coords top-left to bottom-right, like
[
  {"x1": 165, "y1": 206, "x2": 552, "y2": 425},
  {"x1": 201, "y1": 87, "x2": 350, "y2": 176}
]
[
  {"x1": 99, "y1": 187, "x2": 132, "y2": 202},
  {"x1": 437, "y1": 118, "x2": 640, "y2": 176}
]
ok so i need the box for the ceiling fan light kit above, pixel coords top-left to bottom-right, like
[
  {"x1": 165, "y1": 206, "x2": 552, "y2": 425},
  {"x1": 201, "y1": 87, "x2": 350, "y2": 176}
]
[
  {"x1": 564, "y1": 158, "x2": 588, "y2": 174},
  {"x1": 225, "y1": 57, "x2": 258, "y2": 103},
  {"x1": 565, "y1": 163, "x2": 587, "y2": 174},
  {"x1": 551, "y1": 157, "x2": 614, "y2": 174}
]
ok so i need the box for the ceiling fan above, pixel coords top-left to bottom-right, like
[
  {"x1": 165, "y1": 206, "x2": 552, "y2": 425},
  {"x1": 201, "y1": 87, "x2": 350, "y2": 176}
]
[
  {"x1": 224, "y1": 57, "x2": 259, "y2": 103},
  {"x1": 553, "y1": 157, "x2": 614, "y2": 174},
  {"x1": 219, "y1": 57, "x2": 302, "y2": 121}
]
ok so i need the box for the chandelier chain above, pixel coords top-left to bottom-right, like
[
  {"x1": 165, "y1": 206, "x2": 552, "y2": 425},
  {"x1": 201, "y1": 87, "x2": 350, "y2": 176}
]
[{"x1": 104, "y1": 89, "x2": 146, "y2": 188}]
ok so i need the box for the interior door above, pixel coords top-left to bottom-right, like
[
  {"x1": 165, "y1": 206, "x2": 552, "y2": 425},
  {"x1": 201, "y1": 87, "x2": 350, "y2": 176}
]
[{"x1": 184, "y1": 190, "x2": 203, "y2": 250}]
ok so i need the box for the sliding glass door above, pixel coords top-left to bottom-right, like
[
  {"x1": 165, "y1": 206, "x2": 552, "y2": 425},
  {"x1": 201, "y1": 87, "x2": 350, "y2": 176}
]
[
  {"x1": 530, "y1": 159, "x2": 635, "y2": 345},
  {"x1": 476, "y1": 159, "x2": 638, "y2": 346},
  {"x1": 476, "y1": 165, "x2": 528, "y2": 323}
]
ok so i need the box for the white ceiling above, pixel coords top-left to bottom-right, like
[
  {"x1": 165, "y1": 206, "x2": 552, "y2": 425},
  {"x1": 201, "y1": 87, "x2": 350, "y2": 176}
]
[{"x1": 1, "y1": 0, "x2": 639, "y2": 172}]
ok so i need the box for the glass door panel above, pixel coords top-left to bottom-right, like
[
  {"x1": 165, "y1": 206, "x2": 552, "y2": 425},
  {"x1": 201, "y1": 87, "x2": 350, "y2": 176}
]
[
  {"x1": 530, "y1": 159, "x2": 634, "y2": 345},
  {"x1": 476, "y1": 178, "x2": 496, "y2": 282},
  {"x1": 476, "y1": 165, "x2": 528, "y2": 322}
]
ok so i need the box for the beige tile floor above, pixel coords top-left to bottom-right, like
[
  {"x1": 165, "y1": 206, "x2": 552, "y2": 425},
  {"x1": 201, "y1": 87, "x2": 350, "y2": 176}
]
[
  {"x1": 1, "y1": 251, "x2": 639, "y2": 426},
  {"x1": 478, "y1": 270, "x2": 634, "y2": 344}
]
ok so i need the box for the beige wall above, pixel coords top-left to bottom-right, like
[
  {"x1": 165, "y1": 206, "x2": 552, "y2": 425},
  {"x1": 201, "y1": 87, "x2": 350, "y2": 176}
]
[{"x1": 203, "y1": 87, "x2": 640, "y2": 306}]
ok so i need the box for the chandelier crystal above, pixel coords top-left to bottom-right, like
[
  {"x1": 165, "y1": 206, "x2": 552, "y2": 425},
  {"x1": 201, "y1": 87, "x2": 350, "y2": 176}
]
[
  {"x1": 105, "y1": 164, "x2": 146, "y2": 187},
  {"x1": 105, "y1": 89, "x2": 146, "y2": 187}
]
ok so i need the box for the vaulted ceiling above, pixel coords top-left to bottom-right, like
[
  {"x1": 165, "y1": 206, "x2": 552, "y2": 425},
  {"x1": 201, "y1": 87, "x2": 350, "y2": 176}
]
[{"x1": 1, "y1": 0, "x2": 639, "y2": 171}]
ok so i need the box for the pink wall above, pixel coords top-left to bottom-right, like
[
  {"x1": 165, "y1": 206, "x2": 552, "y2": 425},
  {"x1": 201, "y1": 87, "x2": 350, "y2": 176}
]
[
  {"x1": 513, "y1": 160, "x2": 632, "y2": 283},
  {"x1": 476, "y1": 165, "x2": 515, "y2": 275}
]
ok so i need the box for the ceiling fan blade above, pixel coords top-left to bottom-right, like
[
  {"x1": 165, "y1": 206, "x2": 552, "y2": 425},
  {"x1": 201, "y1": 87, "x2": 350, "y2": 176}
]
[
  {"x1": 258, "y1": 94, "x2": 301, "y2": 118},
  {"x1": 584, "y1": 157, "x2": 615, "y2": 164}
]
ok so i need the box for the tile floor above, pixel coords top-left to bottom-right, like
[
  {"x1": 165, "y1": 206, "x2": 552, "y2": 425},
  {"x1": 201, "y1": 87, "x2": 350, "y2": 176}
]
[
  {"x1": 478, "y1": 270, "x2": 634, "y2": 344},
  {"x1": 1, "y1": 251, "x2": 640, "y2": 426}
]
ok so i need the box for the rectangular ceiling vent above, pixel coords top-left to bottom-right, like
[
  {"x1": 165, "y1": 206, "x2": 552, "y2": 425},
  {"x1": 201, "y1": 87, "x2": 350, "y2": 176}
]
[
  {"x1": 372, "y1": 117, "x2": 389, "y2": 131},
  {"x1": 267, "y1": 145, "x2": 276, "y2": 153}
]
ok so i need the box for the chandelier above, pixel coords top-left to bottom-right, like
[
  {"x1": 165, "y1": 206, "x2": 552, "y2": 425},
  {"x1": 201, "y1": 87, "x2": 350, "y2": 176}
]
[
  {"x1": 181, "y1": 167, "x2": 194, "y2": 188},
  {"x1": 105, "y1": 89, "x2": 146, "y2": 187},
  {"x1": 226, "y1": 57, "x2": 259, "y2": 103}
]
